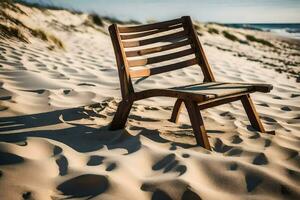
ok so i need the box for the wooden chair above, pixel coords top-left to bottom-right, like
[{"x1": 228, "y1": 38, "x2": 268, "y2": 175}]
[{"x1": 108, "y1": 16, "x2": 273, "y2": 150}]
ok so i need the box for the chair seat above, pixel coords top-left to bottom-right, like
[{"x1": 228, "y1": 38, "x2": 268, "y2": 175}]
[
  {"x1": 169, "y1": 82, "x2": 272, "y2": 100},
  {"x1": 133, "y1": 82, "x2": 272, "y2": 102}
]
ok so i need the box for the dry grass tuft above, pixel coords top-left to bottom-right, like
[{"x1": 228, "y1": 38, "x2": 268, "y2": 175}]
[
  {"x1": 222, "y1": 30, "x2": 238, "y2": 41},
  {"x1": 208, "y1": 28, "x2": 219, "y2": 34},
  {"x1": 48, "y1": 34, "x2": 64, "y2": 49},
  {"x1": 102, "y1": 16, "x2": 140, "y2": 25},
  {"x1": 0, "y1": 23, "x2": 28, "y2": 42},
  {"x1": 31, "y1": 28, "x2": 48, "y2": 41},
  {"x1": 245, "y1": 34, "x2": 274, "y2": 47},
  {"x1": 89, "y1": 13, "x2": 103, "y2": 27},
  {"x1": 31, "y1": 28, "x2": 64, "y2": 49},
  {"x1": 0, "y1": 0, "x2": 27, "y2": 15},
  {"x1": 222, "y1": 30, "x2": 249, "y2": 45}
]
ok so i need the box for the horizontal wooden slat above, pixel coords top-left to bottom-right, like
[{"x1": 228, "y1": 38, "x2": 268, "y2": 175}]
[
  {"x1": 118, "y1": 18, "x2": 182, "y2": 33},
  {"x1": 125, "y1": 39, "x2": 191, "y2": 57},
  {"x1": 133, "y1": 89, "x2": 205, "y2": 102},
  {"x1": 130, "y1": 58, "x2": 197, "y2": 78},
  {"x1": 122, "y1": 30, "x2": 188, "y2": 48},
  {"x1": 120, "y1": 24, "x2": 183, "y2": 40},
  {"x1": 128, "y1": 48, "x2": 195, "y2": 67}
]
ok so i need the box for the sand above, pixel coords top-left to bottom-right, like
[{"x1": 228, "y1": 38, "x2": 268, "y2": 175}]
[{"x1": 0, "y1": 2, "x2": 299, "y2": 200}]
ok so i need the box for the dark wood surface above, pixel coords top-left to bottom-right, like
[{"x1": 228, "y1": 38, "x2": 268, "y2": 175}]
[{"x1": 108, "y1": 16, "x2": 272, "y2": 150}]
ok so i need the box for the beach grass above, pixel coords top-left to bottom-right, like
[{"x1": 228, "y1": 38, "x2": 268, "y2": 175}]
[
  {"x1": 0, "y1": 23, "x2": 28, "y2": 42},
  {"x1": 31, "y1": 28, "x2": 64, "y2": 49},
  {"x1": 208, "y1": 27, "x2": 219, "y2": 34},
  {"x1": 246, "y1": 34, "x2": 274, "y2": 47}
]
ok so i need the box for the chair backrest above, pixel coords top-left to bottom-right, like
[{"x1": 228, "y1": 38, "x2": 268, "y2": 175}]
[{"x1": 109, "y1": 16, "x2": 215, "y2": 99}]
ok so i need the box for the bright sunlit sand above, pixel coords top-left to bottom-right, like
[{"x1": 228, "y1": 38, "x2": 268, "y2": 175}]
[{"x1": 0, "y1": 1, "x2": 299, "y2": 200}]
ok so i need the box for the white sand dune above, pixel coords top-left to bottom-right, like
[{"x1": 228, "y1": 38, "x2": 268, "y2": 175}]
[{"x1": 0, "y1": 2, "x2": 299, "y2": 200}]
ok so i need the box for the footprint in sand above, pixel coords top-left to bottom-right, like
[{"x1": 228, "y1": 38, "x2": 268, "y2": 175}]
[
  {"x1": 151, "y1": 189, "x2": 172, "y2": 200},
  {"x1": 291, "y1": 93, "x2": 300, "y2": 98},
  {"x1": 152, "y1": 153, "x2": 187, "y2": 176},
  {"x1": 22, "y1": 191, "x2": 32, "y2": 200},
  {"x1": 77, "y1": 83, "x2": 96, "y2": 87},
  {"x1": 252, "y1": 153, "x2": 268, "y2": 165},
  {"x1": 105, "y1": 162, "x2": 117, "y2": 171},
  {"x1": 281, "y1": 106, "x2": 292, "y2": 111},
  {"x1": 57, "y1": 174, "x2": 109, "y2": 199},
  {"x1": 229, "y1": 163, "x2": 238, "y2": 170},
  {"x1": 213, "y1": 138, "x2": 232, "y2": 153},
  {"x1": 264, "y1": 139, "x2": 272, "y2": 147},
  {"x1": 53, "y1": 145, "x2": 63, "y2": 156},
  {"x1": 0, "y1": 152, "x2": 24, "y2": 165},
  {"x1": 53, "y1": 146, "x2": 68, "y2": 176},
  {"x1": 280, "y1": 185, "x2": 292, "y2": 196},
  {"x1": 225, "y1": 148, "x2": 243, "y2": 157},
  {"x1": 245, "y1": 173, "x2": 263, "y2": 192},
  {"x1": 182, "y1": 153, "x2": 190, "y2": 158},
  {"x1": 182, "y1": 188, "x2": 202, "y2": 200},
  {"x1": 231, "y1": 135, "x2": 243, "y2": 144},
  {"x1": 273, "y1": 96, "x2": 282, "y2": 100},
  {"x1": 143, "y1": 185, "x2": 201, "y2": 200},
  {"x1": 87, "y1": 155, "x2": 105, "y2": 166},
  {"x1": 56, "y1": 155, "x2": 68, "y2": 176}
]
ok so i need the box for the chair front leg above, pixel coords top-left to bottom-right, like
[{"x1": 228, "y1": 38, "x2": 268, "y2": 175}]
[
  {"x1": 110, "y1": 99, "x2": 133, "y2": 130},
  {"x1": 241, "y1": 94, "x2": 266, "y2": 133},
  {"x1": 184, "y1": 100, "x2": 211, "y2": 150},
  {"x1": 170, "y1": 99, "x2": 184, "y2": 123}
]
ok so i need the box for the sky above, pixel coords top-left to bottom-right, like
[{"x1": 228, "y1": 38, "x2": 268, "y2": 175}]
[{"x1": 31, "y1": 0, "x2": 300, "y2": 23}]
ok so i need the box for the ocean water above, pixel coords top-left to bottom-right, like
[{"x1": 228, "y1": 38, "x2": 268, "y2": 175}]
[{"x1": 225, "y1": 24, "x2": 300, "y2": 40}]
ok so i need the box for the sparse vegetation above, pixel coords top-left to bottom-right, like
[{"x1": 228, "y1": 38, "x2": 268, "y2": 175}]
[
  {"x1": 31, "y1": 28, "x2": 47, "y2": 41},
  {"x1": 245, "y1": 34, "x2": 274, "y2": 47},
  {"x1": 89, "y1": 13, "x2": 103, "y2": 27},
  {"x1": 222, "y1": 30, "x2": 249, "y2": 45},
  {"x1": 194, "y1": 24, "x2": 201, "y2": 31},
  {"x1": 208, "y1": 27, "x2": 219, "y2": 34},
  {"x1": 0, "y1": 0, "x2": 27, "y2": 15},
  {"x1": 31, "y1": 28, "x2": 64, "y2": 49},
  {"x1": 102, "y1": 16, "x2": 140, "y2": 25},
  {"x1": 0, "y1": 5, "x2": 64, "y2": 49},
  {"x1": 194, "y1": 24, "x2": 204, "y2": 36},
  {"x1": 48, "y1": 34, "x2": 64, "y2": 49},
  {"x1": 127, "y1": 19, "x2": 140, "y2": 25},
  {"x1": 82, "y1": 14, "x2": 108, "y2": 35},
  {"x1": 0, "y1": 9, "x2": 26, "y2": 27},
  {"x1": 0, "y1": 23, "x2": 28, "y2": 42},
  {"x1": 222, "y1": 30, "x2": 238, "y2": 41},
  {"x1": 102, "y1": 16, "x2": 123, "y2": 24}
]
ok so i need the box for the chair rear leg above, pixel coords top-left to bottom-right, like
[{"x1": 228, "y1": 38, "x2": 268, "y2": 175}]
[
  {"x1": 184, "y1": 100, "x2": 211, "y2": 150},
  {"x1": 170, "y1": 99, "x2": 184, "y2": 123},
  {"x1": 110, "y1": 99, "x2": 133, "y2": 130},
  {"x1": 241, "y1": 94, "x2": 266, "y2": 133}
]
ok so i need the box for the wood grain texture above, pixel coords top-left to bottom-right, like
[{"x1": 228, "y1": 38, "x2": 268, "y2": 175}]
[
  {"x1": 129, "y1": 58, "x2": 197, "y2": 78},
  {"x1": 184, "y1": 100, "x2": 211, "y2": 150},
  {"x1": 122, "y1": 30, "x2": 188, "y2": 48},
  {"x1": 108, "y1": 16, "x2": 273, "y2": 150},
  {"x1": 120, "y1": 24, "x2": 183, "y2": 40},
  {"x1": 128, "y1": 48, "x2": 194, "y2": 67},
  {"x1": 241, "y1": 94, "x2": 266, "y2": 132},
  {"x1": 118, "y1": 18, "x2": 182, "y2": 33},
  {"x1": 125, "y1": 39, "x2": 191, "y2": 57}
]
